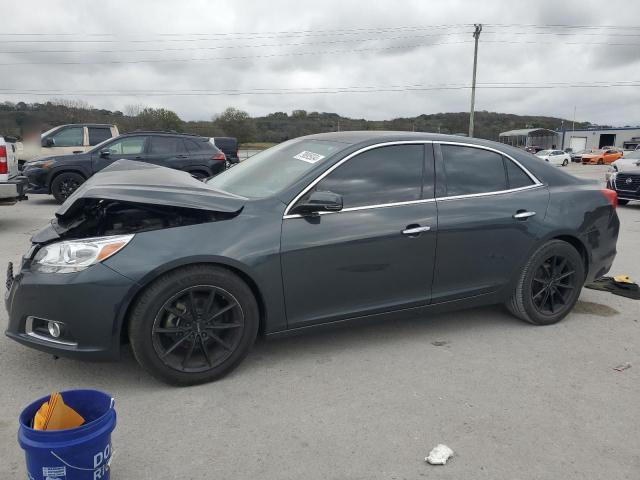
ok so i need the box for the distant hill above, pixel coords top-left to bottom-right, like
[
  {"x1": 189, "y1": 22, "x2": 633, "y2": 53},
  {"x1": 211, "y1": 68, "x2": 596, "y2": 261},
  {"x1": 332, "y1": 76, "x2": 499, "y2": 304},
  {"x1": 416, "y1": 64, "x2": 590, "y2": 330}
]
[{"x1": 0, "y1": 100, "x2": 596, "y2": 143}]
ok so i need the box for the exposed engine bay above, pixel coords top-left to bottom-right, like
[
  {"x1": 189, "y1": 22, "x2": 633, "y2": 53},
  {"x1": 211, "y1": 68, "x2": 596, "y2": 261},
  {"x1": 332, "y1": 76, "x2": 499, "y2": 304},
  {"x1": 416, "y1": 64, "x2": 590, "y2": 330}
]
[{"x1": 44, "y1": 199, "x2": 238, "y2": 242}]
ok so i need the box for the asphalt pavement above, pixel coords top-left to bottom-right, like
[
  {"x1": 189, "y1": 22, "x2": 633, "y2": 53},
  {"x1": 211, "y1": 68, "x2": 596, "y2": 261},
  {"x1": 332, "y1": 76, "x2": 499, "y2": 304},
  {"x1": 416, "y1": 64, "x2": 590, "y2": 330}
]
[{"x1": 1, "y1": 163, "x2": 638, "y2": 479}]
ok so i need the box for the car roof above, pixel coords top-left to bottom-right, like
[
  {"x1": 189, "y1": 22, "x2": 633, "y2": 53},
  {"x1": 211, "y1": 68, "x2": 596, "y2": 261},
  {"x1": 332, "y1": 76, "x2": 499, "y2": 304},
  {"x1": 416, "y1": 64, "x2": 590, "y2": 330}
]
[{"x1": 120, "y1": 131, "x2": 208, "y2": 139}]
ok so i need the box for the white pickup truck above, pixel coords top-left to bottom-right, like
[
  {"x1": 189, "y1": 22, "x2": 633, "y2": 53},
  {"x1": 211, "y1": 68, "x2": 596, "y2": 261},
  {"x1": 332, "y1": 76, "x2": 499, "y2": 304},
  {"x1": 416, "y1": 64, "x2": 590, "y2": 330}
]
[
  {"x1": 19, "y1": 123, "x2": 119, "y2": 167},
  {"x1": 0, "y1": 136, "x2": 28, "y2": 205}
]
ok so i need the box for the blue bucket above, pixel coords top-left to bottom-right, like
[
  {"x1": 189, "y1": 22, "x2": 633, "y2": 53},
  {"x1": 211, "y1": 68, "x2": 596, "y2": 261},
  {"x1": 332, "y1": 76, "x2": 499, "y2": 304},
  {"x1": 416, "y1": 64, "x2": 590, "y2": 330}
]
[{"x1": 18, "y1": 390, "x2": 116, "y2": 480}]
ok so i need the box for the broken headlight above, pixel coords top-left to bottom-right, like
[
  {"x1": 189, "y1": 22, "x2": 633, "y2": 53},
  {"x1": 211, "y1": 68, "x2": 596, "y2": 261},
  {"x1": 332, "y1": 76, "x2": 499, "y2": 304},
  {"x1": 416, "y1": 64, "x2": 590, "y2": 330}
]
[{"x1": 31, "y1": 234, "x2": 134, "y2": 273}]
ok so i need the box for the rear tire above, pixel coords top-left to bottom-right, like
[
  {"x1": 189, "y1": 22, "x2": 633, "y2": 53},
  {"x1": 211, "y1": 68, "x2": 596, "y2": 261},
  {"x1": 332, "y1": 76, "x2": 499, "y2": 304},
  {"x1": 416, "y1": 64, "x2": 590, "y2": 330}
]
[
  {"x1": 562, "y1": 159, "x2": 568, "y2": 166},
  {"x1": 597, "y1": 159, "x2": 604, "y2": 165},
  {"x1": 128, "y1": 265, "x2": 259, "y2": 385},
  {"x1": 506, "y1": 240, "x2": 584, "y2": 325},
  {"x1": 51, "y1": 172, "x2": 85, "y2": 203}
]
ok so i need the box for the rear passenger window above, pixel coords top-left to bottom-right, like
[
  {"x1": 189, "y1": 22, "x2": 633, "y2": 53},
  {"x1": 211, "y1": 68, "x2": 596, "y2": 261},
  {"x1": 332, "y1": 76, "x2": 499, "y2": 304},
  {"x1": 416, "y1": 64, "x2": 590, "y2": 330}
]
[
  {"x1": 312, "y1": 144, "x2": 425, "y2": 208},
  {"x1": 441, "y1": 145, "x2": 506, "y2": 196},
  {"x1": 88, "y1": 127, "x2": 112, "y2": 146},
  {"x1": 149, "y1": 137, "x2": 185, "y2": 154},
  {"x1": 505, "y1": 158, "x2": 534, "y2": 189},
  {"x1": 185, "y1": 139, "x2": 210, "y2": 152}
]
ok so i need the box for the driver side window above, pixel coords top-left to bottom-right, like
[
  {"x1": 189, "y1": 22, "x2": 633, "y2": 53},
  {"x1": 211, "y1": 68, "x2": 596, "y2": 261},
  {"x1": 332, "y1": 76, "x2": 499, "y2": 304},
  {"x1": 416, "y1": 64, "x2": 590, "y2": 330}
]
[{"x1": 305, "y1": 144, "x2": 426, "y2": 209}]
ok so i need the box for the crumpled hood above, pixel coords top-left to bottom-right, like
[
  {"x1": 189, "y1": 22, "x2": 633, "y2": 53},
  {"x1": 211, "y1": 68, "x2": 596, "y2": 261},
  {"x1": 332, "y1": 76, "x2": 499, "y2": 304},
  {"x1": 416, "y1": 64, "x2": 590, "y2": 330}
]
[
  {"x1": 581, "y1": 153, "x2": 603, "y2": 159},
  {"x1": 55, "y1": 159, "x2": 245, "y2": 220}
]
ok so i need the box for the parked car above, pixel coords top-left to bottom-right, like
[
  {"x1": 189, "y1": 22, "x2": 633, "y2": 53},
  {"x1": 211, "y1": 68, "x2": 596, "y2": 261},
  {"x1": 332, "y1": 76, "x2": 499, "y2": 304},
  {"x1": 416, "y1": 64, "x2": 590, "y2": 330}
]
[
  {"x1": 569, "y1": 149, "x2": 590, "y2": 163},
  {"x1": 535, "y1": 149, "x2": 571, "y2": 167},
  {"x1": 606, "y1": 150, "x2": 640, "y2": 205},
  {"x1": 19, "y1": 123, "x2": 119, "y2": 168},
  {"x1": 581, "y1": 148, "x2": 623, "y2": 165},
  {"x1": 0, "y1": 136, "x2": 28, "y2": 205},
  {"x1": 211, "y1": 137, "x2": 240, "y2": 164},
  {"x1": 525, "y1": 146, "x2": 545, "y2": 154},
  {"x1": 5, "y1": 132, "x2": 619, "y2": 385},
  {"x1": 22, "y1": 131, "x2": 227, "y2": 203}
]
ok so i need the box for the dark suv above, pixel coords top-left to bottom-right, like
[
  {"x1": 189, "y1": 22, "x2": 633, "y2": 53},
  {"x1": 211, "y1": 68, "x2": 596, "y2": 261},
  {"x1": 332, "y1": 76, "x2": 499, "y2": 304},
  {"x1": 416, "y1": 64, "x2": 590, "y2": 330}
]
[{"x1": 22, "y1": 131, "x2": 227, "y2": 203}]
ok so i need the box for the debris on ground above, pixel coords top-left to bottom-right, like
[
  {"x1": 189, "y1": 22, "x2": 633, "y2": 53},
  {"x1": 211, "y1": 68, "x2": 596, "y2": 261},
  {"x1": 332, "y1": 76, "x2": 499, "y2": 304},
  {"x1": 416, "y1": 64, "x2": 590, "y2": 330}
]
[
  {"x1": 425, "y1": 444, "x2": 454, "y2": 465},
  {"x1": 585, "y1": 276, "x2": 640, "y2": 300},
  {"x1": 613, "y1": 362, "x2": 632, "y2": 372},
  {"x1": 431, "y1": 341, "x2": 450, "y2": 347}
]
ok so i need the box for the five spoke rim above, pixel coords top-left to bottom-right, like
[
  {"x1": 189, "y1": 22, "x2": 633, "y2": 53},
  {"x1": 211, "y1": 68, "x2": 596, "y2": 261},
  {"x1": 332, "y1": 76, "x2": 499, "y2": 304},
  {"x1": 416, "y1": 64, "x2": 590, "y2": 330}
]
[
  {"x1": 531, "y1": 255, "x2": 576, "y2": 315},
  {"x1": 151, "y1": 285, "x2": 244, "y2": 373}
]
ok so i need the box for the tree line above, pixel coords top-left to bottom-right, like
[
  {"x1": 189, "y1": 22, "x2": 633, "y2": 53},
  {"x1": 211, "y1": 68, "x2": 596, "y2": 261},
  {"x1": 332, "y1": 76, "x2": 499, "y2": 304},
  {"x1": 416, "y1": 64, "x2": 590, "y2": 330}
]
[{"x1": 0, "y1": 99, "x2": 595, "y2": 144}]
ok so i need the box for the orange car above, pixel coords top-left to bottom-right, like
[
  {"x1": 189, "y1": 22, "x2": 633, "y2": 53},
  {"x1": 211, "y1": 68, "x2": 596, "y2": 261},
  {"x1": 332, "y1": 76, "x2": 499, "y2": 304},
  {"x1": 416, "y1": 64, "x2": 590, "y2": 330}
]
[{"x1": 581, "y1": 148, "x2": 623, "y2": 165}]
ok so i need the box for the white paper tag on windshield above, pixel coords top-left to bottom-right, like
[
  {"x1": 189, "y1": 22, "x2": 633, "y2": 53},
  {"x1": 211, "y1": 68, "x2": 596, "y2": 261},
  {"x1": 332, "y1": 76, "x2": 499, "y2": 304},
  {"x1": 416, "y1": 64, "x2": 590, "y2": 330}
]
[{"x1": 293, "y1": 151, "x2": 325, "y2": 164}]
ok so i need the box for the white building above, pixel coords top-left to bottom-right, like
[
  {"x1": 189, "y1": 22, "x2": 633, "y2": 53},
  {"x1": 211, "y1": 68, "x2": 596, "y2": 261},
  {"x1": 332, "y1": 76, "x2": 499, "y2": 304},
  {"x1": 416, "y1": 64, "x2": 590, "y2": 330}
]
[{"x1": 559, "y1": 127, "x2": 640, "y2": 151}]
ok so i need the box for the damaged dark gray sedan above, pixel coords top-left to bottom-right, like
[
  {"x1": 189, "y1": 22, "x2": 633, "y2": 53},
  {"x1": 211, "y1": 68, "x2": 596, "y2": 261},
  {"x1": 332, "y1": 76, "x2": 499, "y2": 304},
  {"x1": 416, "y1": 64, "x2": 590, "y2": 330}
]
[{"x1": 5, "y1": 132, "x2": 620, "y2": 385}]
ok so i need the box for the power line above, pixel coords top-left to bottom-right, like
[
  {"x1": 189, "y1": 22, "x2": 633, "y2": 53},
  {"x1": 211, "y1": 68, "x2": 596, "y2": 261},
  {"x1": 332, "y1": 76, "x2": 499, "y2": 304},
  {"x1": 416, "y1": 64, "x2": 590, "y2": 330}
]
[
  {"x1": 1, "y1": 81, "x2": 639, "y2": 97},
  {"x1": 0, "y1": 32, "x2": 474, "y2": 54},
  {"x1": 0, "y1": 26, "x2": 473, "y2": 43},
  {"x1": 0, "y1": 41, "x2": 474, "y2": 66}
]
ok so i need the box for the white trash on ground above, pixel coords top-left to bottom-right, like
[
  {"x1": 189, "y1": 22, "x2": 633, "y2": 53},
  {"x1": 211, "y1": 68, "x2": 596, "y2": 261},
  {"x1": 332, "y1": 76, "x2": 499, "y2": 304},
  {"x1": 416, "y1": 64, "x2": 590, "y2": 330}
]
[{"x1": 425, "y1": 444, "x2": 454, "y2": 465}]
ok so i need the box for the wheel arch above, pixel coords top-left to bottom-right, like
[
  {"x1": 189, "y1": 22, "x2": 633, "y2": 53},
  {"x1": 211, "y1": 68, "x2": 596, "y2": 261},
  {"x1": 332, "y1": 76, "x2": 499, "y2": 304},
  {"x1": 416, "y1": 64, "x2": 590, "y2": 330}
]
[
  {"x1": 117, "y1": 260, "x2": 268, "y2": 348},
  {"x1": 550, "y1": 234, "x2": 589, "y2": 280}
]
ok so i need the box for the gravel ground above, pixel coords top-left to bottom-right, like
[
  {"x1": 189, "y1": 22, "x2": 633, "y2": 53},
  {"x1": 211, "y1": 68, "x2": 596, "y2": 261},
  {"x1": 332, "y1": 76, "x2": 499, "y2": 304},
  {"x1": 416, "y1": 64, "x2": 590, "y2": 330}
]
[{"x1": 1, "y1": 163, "x2": 638, "y2": 479}]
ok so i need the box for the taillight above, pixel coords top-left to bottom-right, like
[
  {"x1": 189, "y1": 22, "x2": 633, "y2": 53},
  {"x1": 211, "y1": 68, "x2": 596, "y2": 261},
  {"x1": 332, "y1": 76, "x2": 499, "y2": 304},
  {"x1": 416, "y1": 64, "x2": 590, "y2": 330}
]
[
  {"x1": 0, "y1": 145, "x2": 7, "y2": 174},
  {"x1": 601, "y1": 188, "x2": 618, "y2": 209},
  {"x1": 212, "y1": 152, "x2": 226, "y2": 161}
]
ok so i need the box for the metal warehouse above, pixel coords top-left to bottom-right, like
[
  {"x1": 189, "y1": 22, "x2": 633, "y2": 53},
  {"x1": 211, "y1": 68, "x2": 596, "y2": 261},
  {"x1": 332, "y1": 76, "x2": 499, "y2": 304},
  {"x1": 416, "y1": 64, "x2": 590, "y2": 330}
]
[
  {"x1": 559, "y1": 127, "x2": 640, "y2": 151},
  {"x1": 498, "y1": 128, "x2": 560, "y2": 149}
]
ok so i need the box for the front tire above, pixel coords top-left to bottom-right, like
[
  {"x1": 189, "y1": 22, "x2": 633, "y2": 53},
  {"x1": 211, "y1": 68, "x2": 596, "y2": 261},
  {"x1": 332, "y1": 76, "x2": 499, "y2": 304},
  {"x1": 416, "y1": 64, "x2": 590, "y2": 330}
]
[
  {"x1": 562, "y1": 159, "x2": 568, "y2": 166},
  {"x1": 128, "y1": 265, "x2": 259, "y2": 385},
  {"x1": 618, "y1": 199, "x2": 630, "y2": 206},
  {"x1": 506, "y1": 240, "x2": 584, "y2": 325},
  {"x1": 51, "y1": 172, "x2": 85, "y2": 203}
]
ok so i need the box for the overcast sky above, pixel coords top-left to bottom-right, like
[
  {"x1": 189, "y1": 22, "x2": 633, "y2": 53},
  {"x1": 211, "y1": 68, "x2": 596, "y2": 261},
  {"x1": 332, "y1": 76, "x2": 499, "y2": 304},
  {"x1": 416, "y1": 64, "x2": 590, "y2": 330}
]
[{"x1": 3, "y1": 0, "x2": 640, "y2": 125}]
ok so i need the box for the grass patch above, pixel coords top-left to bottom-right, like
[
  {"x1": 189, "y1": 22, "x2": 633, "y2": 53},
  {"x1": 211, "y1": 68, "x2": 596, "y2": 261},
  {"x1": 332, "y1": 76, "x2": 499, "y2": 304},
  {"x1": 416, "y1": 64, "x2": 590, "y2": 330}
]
[{"x1": 240, "y1": 142, "x2": 277, "y2": 149}]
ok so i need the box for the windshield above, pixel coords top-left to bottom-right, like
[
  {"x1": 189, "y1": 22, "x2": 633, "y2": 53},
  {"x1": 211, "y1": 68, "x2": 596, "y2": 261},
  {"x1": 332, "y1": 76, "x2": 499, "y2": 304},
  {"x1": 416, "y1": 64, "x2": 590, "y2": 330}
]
[
  {"x1": 537, "y1": 150, "x2": 551, "y2": 155},
  {"x1": 206, "y1": 139, "x2": 346, "y2": 198}
]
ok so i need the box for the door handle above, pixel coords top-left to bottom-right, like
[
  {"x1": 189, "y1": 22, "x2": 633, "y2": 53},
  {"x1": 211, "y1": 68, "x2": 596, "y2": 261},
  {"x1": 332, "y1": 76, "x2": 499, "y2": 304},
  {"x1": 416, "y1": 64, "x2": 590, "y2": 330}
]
[
  {"x1": 402, "y1": 225, "x2": 431, "y2": 236},
  {"x1": 513, "y1": 211, "x2": 536, "y2": 220}
]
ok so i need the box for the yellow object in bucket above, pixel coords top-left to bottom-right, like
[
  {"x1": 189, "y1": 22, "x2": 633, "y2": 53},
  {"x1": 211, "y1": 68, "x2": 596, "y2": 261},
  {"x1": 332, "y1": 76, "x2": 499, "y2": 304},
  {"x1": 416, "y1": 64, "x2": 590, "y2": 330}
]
[{"x1": 33, "y1": 392, "x2": 85, "y2": 431}]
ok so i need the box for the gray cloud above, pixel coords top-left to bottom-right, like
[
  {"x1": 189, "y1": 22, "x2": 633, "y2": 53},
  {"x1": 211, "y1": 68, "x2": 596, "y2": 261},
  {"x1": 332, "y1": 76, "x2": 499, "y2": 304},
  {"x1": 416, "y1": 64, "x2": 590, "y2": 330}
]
[{"x1": 2, "y1": 0, "x2": 639, "y2": 126}]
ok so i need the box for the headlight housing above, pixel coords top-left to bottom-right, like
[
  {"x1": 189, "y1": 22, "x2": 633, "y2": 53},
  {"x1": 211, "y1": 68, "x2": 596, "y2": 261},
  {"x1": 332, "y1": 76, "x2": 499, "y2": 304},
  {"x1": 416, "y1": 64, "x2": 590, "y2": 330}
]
[
  {"x1": 32, "y1": 235, "x2": 134, "y2": 273},
  {"x1": 25, "y1": 159, "x2": 55, "y2": 169}
]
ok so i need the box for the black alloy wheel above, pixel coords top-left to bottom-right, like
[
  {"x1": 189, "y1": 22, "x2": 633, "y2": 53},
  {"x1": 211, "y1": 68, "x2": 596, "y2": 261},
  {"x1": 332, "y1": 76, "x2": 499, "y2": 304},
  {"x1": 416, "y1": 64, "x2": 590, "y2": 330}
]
[
  {"x1": 506, "y1": 240, "x2": 584, "y2": 325},
  {"x1": 530, "y1": 255, "x2": 576, "y2": 315},
  {"x1": 128, "y1": 265, "x2": 259, "y2": 385},
  {"x1": 51, "y1": 172, "x2": 85, "y2": 203},
  {"x1": 152, "y1": 285, "x2": 244, "y2": 373}
]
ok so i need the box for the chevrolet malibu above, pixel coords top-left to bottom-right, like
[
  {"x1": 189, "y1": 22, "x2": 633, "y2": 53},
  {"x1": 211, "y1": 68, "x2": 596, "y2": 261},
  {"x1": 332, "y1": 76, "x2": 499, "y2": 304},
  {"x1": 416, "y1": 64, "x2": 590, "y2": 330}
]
[{"x1": 5, "y1": 132, "x2": 620, "y2": 385}]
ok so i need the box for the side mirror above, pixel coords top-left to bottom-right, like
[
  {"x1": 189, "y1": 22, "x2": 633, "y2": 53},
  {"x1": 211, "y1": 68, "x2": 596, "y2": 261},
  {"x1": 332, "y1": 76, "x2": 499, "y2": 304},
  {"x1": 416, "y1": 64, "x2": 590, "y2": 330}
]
[
  {"x1": 291, "y1": 191, "x2": 343, "y2": 215},
  {"x1": 100, "y1": 148, "x2": 111, "y2": 157},
  {"x1": 43, "y1": 137, "x2": 55, "y2": 147}
]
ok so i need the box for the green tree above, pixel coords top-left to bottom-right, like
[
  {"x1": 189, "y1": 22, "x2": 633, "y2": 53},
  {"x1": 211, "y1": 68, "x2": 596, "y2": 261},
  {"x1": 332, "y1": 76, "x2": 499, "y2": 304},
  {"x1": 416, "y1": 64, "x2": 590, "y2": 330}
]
[
  {"x1": 214, "y1": 107, "x2": 257, "y2": 143},
  {"x1": 137, "y1": 107, "x2": 182, "y2": 131}
]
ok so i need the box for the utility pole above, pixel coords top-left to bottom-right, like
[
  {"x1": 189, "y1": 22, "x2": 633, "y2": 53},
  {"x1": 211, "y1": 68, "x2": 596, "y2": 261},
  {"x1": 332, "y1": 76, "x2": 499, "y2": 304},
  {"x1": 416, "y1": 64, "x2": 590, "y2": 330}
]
[
  {"x1": 572, "y1": 105, "x2": 576, "y2": 132},
  {"x1": 468, "y1": 23, "x2": 482, "y2": 138}
]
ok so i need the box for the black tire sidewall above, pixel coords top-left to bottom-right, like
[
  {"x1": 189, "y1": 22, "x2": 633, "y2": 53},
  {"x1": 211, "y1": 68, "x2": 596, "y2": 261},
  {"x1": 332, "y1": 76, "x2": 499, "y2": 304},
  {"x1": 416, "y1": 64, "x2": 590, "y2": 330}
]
[
  {"x1": 521, "y1": 241, "x2": 584, "y2": 325},
  {"x1": 128, "y1": 266, "x2": 259, "y2": 385},
  {"x1": 51, "y1": 172, "x2": 85, "y2": 203},
  {"x1": 618, "y1": 199, "x2": 629, "y2": 206}
]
